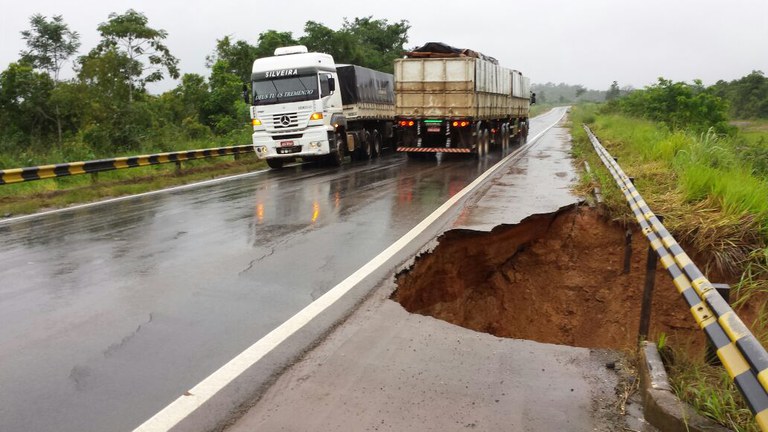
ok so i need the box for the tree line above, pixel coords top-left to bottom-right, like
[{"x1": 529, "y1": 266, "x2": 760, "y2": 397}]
[
  {"x1": 0, "y1": 10, "x2": 410, "y2": 167},
  {"x1": 603, "y1": 72, "x2": 768, "y2": 135}
]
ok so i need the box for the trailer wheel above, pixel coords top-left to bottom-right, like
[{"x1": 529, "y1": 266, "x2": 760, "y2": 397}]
[
  {"x1": 480, "y1": 129, "x2": 490, "y2": 157},
  {"x1": 329, "y1": 132, "x2": 345, "y2": 166},
  {"x1": 363, "y1": 130, "x2": 373, "y2": 160},
  {"x1": 372, "y1": 130, "x2": 382, "y2": 158},
  {"x1": 472, "y1": 127, "x2": 482, "y2": 158},
  {"x1": 266, "y1": 158, "x2": 284, "y2": 170}
]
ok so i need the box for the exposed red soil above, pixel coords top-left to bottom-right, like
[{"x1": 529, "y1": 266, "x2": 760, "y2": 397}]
[{"x1": 393, "y1": 206, "x2": 707, "y2": 351}]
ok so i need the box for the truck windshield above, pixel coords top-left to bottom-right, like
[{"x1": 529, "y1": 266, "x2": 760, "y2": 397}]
[{"x1": 252, "y1": 75, "x2": 319, "y2": 105}]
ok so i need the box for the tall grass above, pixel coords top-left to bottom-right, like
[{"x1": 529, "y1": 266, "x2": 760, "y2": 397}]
[{"x1": 571, "y1": 106, "x2": 768, "y2": 430}]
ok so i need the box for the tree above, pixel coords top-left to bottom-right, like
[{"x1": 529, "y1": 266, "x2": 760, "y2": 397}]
[
  {"x1": 299, "y1": 17, "x2": 409, "y2": 73},
  {"x1": 0, "y1": 63, "x2": 55, "y2": 150},
  {"x1": 710, "y1": 71, "x2": 768, "y2": 119},
  {"x1": 254, "y1": 30, "x2": 298, "y2": 59},
  {"x1": 300, "y1": 22, "x2": 359, "y2": 65},
  {"x1": 20, "y1": 14, "x2": 80, "y2": 82},
  {"x1": 341, "y1": 17, "x2": 410, "y2": 73},
  {"x1": 93, "y1": 9, "x2": 179, "y2": 102},
  {"x1": 206, "y1": 36, "x2": 259, "y2": 84},
  {"x1": 19, "y1": 14, "x2": 80, "y2": 144},
  {"x1": 203, "y1": 60, "x2": 246, "y2": 134},
  {"x1": 606, "y1": 81, "x2": 621, "y2": 101},
  {"x1": 618, "y1": 77, "x2": 731, "y2": 133}
]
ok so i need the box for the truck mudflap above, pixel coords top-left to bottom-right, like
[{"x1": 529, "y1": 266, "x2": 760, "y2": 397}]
[{"x1": 397, "y1": 147, "x2": 471, "y2": 153}]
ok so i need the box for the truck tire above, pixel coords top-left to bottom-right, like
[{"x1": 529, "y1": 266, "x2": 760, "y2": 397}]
[
  {"x1": 372, "y1": 130, "x2": 382, "y2": 158},
  {"x1": 359, "y1": 130, "x2": 372, "y2": 160},
  {"x1": 472, "y1": 127, "x2": 482, "y2": 158},
  {"x1": 478, "y1": 129, "x2": 489, "y2": 157},
  {"x1": 328, "y1": 132, "x2": 345, "y2": 166},
  {"x1": 266, "y1": 158, "x2": 284, "y2": 170}
]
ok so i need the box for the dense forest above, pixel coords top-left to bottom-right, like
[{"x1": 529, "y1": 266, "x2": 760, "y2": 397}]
[{"x1": 1, "y1": 10, "x2": 767, "y2": 169}]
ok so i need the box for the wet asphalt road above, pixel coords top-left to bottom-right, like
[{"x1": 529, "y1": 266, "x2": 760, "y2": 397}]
[{"x1": 0, "y1": 107, "x2": 567, "y2": 432}]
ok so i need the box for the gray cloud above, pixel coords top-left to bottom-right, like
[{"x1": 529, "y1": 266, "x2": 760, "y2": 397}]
[{"x1": 2, "y1": 0, "x2": 766, "y2": 92}]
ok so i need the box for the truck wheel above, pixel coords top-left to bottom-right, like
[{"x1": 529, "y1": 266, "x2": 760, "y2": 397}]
[
  {"x1": 266, "y1": 158, "x2": 284, "y2": 170},
  {"x1": 372, "y1": 130, "x2": 382, "y2": 158},
  {"x1": 360, "y1": 130, "x2": 373, "y2": 160},
  {"x1": 329, "y1": 132, "x2": 345, "y2": 166},
  {"x1": 472, "y1": 128, "x2": 482, "y2": 158},
  {"x1": 480, "y1": 129, "x2": 489, "y2": 157}
]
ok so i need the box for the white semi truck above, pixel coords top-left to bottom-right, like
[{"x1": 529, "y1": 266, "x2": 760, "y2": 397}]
[{"x1": 247, "y1": 46, "x2": 395, "y2": 169}]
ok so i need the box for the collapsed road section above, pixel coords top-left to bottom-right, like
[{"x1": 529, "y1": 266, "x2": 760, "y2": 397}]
[{"x1": 394, "y1": 205, "x2": 700, "y2": 351}]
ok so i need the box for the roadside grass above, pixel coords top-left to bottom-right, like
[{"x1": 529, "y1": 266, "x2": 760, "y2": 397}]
[
  {"x1": 570, "y1": 104, "x2": 768, "y2": 431},
  {"x1": 667, "y1": 351, "x2": 757, "y2": 432}
]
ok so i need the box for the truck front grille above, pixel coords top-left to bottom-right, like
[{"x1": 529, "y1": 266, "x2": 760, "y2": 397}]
[{"x1": 271, "y1": 113, "x2": 299, "y2": 129}]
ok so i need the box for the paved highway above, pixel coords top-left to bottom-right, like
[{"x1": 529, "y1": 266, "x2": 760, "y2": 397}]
[{"x1": 0, "y1": 108, "x2": 567, "y2": 432}]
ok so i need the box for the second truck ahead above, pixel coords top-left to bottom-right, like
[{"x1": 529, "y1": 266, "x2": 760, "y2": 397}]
[
  {"x1": 394, "y1": 42, "x2": 534, "y2": 157},
  {"x1": 247, "y1": 46, "x2": 395, "y2": 169}
]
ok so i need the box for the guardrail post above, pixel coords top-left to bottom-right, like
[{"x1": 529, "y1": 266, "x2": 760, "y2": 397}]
[
  {"x1": 175, "y1": 161, "x2": 182, "y2": 173},
  {"x1": 705, "y1": 283, "x2": 731, "y2": 366},
  {"x1": 638, "y1": 244, "x2": 658, "y2": 342},
  {"x1": 90, "y1": 172, "x2": 99, "y2": 184},
  {"x1": 638, "y1": 215, "x2": 663, "y2": 342},
  {"x1": 623, "y1": 229, "x2": 632, "y2": 274}
]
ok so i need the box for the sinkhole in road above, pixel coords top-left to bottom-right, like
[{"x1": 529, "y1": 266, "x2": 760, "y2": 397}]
[{"x1": 393, "y1": 205, "x2": 700, "y2": 351}]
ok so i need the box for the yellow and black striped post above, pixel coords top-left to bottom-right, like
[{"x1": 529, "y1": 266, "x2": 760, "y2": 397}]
[
  {"x1": 584, "y1": 124, "x2": 768, "y2": 430},
  {"x1": 0, "y1": 145, "x2": 255, "y2": 185}
]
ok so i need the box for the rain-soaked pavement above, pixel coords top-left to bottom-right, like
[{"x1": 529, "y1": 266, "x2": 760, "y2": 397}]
[{"x1": 0, "y1": 108, "x2": 567, "y2": 432}]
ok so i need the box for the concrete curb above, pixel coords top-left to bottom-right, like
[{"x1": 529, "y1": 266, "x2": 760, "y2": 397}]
[{"x1": 640, "y1": 341, "x2": 732, "y2": 432}]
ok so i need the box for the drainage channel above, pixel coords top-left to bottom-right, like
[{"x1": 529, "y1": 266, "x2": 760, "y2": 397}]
[{"x1": 393, "y1": 205, "x2": 701, "y2": 351}]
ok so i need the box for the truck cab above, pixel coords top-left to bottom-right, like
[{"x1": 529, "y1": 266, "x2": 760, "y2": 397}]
[{"x1": 249, "y1": 46, "x2": 345, "y2": 169}]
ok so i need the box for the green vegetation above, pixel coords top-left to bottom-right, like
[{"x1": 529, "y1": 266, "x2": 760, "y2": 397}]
[
  {"x1": 570, "y1": 74, "x2": 768, "y2": 430},
  {"x1": 668, "y1": 352, "x2": 756, "y2": 431}
]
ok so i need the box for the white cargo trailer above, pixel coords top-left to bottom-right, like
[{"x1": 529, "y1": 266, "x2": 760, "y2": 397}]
[{"x1": 394, "y1": 42, "x2": 533, "y2": 157}]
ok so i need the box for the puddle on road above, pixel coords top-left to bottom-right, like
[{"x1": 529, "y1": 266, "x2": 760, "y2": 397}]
[{"x1": 393, "y1": 206, "x2": 700, "y2": 350}]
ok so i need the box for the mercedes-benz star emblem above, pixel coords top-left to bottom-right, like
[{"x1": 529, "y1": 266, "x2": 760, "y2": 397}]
[{"x1": 280, "y1": 115, "x2": 290, "y2": 126}]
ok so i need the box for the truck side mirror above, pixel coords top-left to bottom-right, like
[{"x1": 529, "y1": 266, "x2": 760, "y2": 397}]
[
  {"x1": 242, "y1": 84, "x2": 249, "y2": 104},
  {"x1": 328, "y1": 77, "x2": 336, "y2": 93},
  {"x1": 530, "y1": 92, "x2": 536, "y2": 105}
]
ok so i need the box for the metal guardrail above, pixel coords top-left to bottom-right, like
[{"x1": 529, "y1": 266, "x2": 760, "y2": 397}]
[
  {"x1": 0, "y1": 145, "x2": 255, "y2": 185},
  {"x1": 584, "y1": 124, "x2": 768, "y2": 430}
]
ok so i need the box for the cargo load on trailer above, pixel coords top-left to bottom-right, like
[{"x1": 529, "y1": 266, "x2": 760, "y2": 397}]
[
  {"x1": 247, "y1": 46, "x2": 395, "y2": 169},
  {"x1": 394, "y1": 42, "x2": 534, "y2": 157}
]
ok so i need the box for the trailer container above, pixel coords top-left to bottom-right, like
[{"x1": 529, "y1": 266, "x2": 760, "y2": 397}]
[{"x1": 394, "y1": 42, "x2": 533, "y2": 157}]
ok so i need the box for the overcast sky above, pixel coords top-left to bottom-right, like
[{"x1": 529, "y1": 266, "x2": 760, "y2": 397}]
[{"x1": 1, "y1": 0, "x2": 766, "y2": 93}]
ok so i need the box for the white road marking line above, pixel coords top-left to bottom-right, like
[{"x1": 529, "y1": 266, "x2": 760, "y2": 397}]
[{"x1": 134, "y1": 107, "x2": 567, "y2": 431}]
